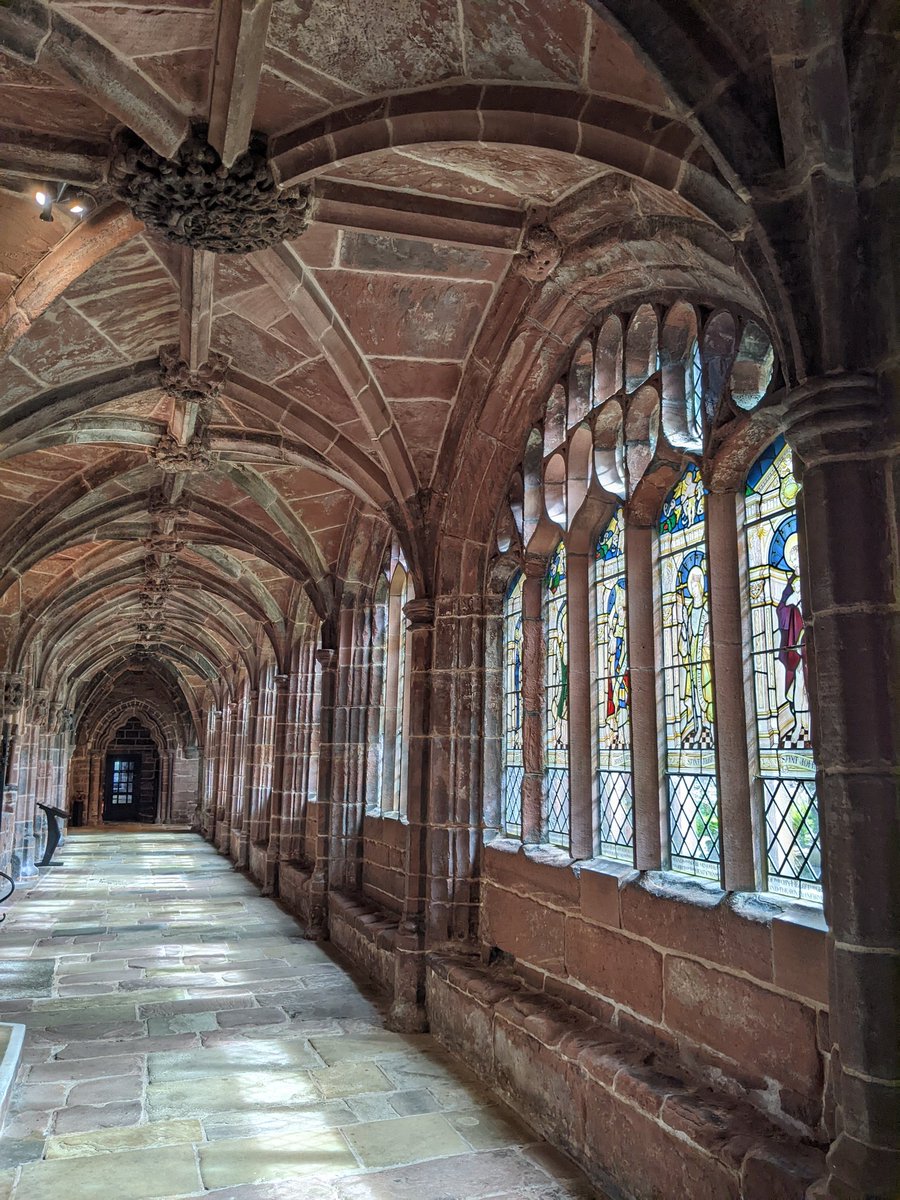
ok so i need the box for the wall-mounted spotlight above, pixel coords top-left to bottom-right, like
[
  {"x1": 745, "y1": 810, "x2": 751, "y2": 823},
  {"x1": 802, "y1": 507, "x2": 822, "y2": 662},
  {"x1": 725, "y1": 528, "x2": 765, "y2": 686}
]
[{"x1": 33, "y1": 184, "x2": 94, "y2": 223}]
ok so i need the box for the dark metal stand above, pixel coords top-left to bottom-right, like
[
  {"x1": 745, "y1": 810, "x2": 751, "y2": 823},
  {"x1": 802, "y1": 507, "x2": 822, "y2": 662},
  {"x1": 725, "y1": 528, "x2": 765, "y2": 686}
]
[{"x1": 36, "y1": 804, "x2": 68, "y2": 867}]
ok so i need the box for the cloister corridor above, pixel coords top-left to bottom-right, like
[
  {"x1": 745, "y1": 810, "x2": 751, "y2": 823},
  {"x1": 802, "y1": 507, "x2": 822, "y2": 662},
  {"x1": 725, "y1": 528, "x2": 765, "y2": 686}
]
[{"x1": 0, "y1": 832, "x2": 596, "y2": 1200}]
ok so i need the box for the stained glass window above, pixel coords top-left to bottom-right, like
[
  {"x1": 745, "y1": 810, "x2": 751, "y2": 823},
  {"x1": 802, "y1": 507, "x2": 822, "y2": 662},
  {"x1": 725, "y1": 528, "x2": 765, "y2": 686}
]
[
  {"x1": 659, "y1": 464, "x2": 720, "y2": 877},
  {"x1": 745, "y1": 437, "x2": 820, "y2": 901},
  {"x1": 502, "y1": 572, "x2": 524, "y2": 837},
  {"x1": 686, "y1": 340, "x2": 703, "y2": 443},
  {"x1": 593, "y1": 509, "x2": 633, "y2": 861},
  {"x1": 392, "y1": 566, "x2": 409, "y2": 817},
  {"x1": 544, "y1": 542, "x2": 569, "y2": 846}
]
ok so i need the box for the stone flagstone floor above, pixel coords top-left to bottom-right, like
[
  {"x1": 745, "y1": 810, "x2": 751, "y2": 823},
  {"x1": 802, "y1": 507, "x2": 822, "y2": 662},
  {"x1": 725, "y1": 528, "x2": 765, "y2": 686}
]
[{"x1": 0, "y1": 831, "x2": 602, "y2": 1199}]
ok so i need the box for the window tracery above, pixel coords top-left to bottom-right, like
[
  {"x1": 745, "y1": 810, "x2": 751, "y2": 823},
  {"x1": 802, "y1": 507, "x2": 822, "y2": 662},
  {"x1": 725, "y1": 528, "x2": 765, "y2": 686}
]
[{"x1": 491, "y1": 298, "x2": 820, "y2": 903}]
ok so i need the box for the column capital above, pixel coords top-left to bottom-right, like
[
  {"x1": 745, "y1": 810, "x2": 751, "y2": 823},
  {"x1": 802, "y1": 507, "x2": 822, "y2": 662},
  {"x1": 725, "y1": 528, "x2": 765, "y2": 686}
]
[
  {"x1": 273, "y1": 673, "x2": 290, "y2": 691},
  {"x1": 522, "y1": 554, "x2": 547, "y2": 579},
  {"x1": 315, "y1": 648, "x2": 337, "y2": 670},
  {"x1": 782, "y1": 373, "x2": 884, "y2": 463},
  {"x1": 403, "y1": 597, "x2": 435, "y2": 628}
]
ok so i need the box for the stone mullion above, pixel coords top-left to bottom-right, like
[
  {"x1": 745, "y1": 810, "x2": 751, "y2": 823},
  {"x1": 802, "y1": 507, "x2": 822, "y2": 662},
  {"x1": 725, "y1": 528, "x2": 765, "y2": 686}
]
[
  {"x1": 481, "y1": 593, "x2": 504, "y2": 841},
  {"x1": 295, "y1": 641, "x2": 316, "y2": 862},
  {"x1": 1, "y1": 723, "x2": 21, "y2": 876},
  {"x1": 337, "y1": 606, "x2": 365, "y2": 893},
  {"x1": 285, "y1": 647, "x2": 308, "y2": 864},
  {"x1": 328, "y1": 607, "x2": 355, "y2": 891},
  {"x1": 263, "y1": 673, "x2": 291, "y2": 893},
  {"x1": 707, "y1": 488, "x2": 760, "y2": 891},
  {"x1": 380, "y1": 592, "x2": 402, "y2": 810},
  {"x1": 343, "y1": 605, "x2": 371, "y2": 893},
  {"x1": 389, "y1": 597, "x2": 434, "y2": 1032},
  {"x1": 303, "y1": 651, "x2": 323, "y2": 865},
  {"x1": 521, "y1": 558, "x2": 546, "y2": 845},
  {"x1": 237, "y1": 688, "x2": 261, "y2": 869},
  {"x1": 213, "y1": 703, "x2": 232, "y2": 842},
  {"x1": 217, "y1": 701, "x2": 239, "y2": 851},
  {"x1": 784, "y1": 379, "x2": 899, "y2": 1200},
  {"x1": 250, "y1": 686, "x2": 273, "y2": 848},
  {"x1": 364, "y1": 601, "x2": 387, "y2": 816},
  {"x1": 310, "y1": 646, "x2": 337, "y2": 931},
  {"x1": 228, "y1": 696, "x2": 248, "y2": 847},
  {"x1": 624, "y1": 517, "x2": 665, "y2": 870},
  {"x1": 278, "y1": 658, "x2": 304, "y2": 865},
  {"x1": 567, "y1": 548, "x2": 595, "y2": 860},
  {"x1": 16, "y1": 721, "x2": 38, "y2": 876},
  {"x1": 285, "y1": 652, "x2": 303, "y2": 863}
]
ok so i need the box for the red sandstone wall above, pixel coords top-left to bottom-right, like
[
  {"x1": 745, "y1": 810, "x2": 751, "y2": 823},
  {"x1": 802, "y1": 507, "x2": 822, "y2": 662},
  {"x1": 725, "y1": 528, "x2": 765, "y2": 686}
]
[
  {"x1": 361, "y1": 813, "x2": 407, "y2": 913},
  {"x1": 479, "y1": 840, "x2": 830, "y2": 1139}
]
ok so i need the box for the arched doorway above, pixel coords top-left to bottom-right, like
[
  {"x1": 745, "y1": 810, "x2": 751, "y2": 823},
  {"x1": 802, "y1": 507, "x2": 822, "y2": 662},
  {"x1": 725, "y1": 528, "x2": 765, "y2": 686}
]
[{"x1": 102, "y1": 718, "x2": 160, "y2": 823}]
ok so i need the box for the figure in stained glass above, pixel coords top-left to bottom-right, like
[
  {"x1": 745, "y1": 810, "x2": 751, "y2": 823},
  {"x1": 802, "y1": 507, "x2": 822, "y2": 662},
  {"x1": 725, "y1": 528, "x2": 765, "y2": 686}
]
[
  {"x1": 594, "y1": 508, "x2": 633, "y2": 860},
  {"x1": 545, "y1": 545, "x2": 568, "y2": 741},
  {"x1": 658, "y1": 464, "x2": 719, "y2": 878},
  {"x1": 675, "y1": 553, "x2": 713, "y2": 747},
  {"x1": 502, "y1": 573, "x2": 524, "y2": 834},
  {"x1": 544, "y1": 542, "x2": 569, "y2": 844},
  {"x1": 773, "y1": 525, "x2": 809, "y2": 744},
  {"x1": 745, "y1": 437, "x2": 819, "y2": 900}
]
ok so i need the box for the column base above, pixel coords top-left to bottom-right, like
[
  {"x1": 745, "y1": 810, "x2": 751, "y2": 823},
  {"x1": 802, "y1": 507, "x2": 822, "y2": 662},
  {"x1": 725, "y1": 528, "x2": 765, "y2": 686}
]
[{"x1": 386, "y1": 997, "x2": 428, "y2": 1033}]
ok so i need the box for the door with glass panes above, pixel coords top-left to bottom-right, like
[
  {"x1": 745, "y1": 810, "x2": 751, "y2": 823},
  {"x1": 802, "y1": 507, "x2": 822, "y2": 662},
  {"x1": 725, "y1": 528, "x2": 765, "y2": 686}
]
[{"x1": 103, "y1": 754, "x2": 142, "y2": 822}]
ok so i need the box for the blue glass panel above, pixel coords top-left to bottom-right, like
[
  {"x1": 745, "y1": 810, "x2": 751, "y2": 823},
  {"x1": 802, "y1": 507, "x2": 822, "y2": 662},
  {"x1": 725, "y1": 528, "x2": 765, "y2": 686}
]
[
  {"x1": 659, "y1": 465, "x2": 720, "y2": 878},
  {"x1": 544, "y1": 543, "x2": 569, "y2": 846},
  {"x1": 745, "y1": 440, "x2": 820, "y2": 901},
  {"x1": 594, "y1": 508, "x2": 633, "y2": 861}
]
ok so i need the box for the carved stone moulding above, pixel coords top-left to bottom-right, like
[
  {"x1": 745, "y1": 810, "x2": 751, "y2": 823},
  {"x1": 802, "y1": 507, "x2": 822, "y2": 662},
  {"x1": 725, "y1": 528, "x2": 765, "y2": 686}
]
[
  {"x1": 143, "y1": 532, "x2": 185, "y2": 555},
  {"x1": 514, "y1": 224, "x2": 563, "y2": 281},
  {"x1": 150, "y1": 432, "x2": 214, "y2": 474},
  {"x1": 159, "y1": 345, "x2": 228, "y2": 405},
  {"x1": 109, "y1": 127, "x2": 312, "y2": 254}
]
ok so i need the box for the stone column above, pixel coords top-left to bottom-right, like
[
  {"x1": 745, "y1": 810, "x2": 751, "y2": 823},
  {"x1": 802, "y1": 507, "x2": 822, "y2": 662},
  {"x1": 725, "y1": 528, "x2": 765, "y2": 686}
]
[
  {"x1": 263, "y1": 672, "x2": 291, "y2": 894},
  {"x1": 624, "y1": 517, "x2": 664, "y2": 869},
  {"x1": 784, "y1": 377, "x2": 899, "y2": 1200},
  {"x1": 216, "y1": 701, "x2": 239, "y2": 853},
  {"x1": 521, "y1": 557, "x2": 546, "y2": 844},
  {"x1": 389, "y1": 597, "x2": 434, "y2": 1033},
  {"x1": 237, "y1": 688, "x2": 260, "y2": 869},
  {"x1": 328, "y1": 607, "x2": 355, "y2": 891},
  {"x1": 707, "y1": 488, "x2": 759, "y2": 891},
  {"x1": 309, "y1": 646, "x2": 337, "y2": 934}
]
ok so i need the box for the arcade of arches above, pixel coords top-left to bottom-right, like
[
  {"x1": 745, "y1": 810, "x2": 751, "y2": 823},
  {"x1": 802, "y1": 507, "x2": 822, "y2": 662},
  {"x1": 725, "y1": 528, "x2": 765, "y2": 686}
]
[{"x1": 0, "y1": 3, "x2": 896, "y2": 1198}]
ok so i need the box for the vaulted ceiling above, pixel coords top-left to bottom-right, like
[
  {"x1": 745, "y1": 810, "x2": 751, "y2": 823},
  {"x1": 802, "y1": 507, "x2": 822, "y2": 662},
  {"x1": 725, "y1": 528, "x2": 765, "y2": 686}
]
[{"x1": 0, "y1": 0, "x2": 890, "y2": 733}]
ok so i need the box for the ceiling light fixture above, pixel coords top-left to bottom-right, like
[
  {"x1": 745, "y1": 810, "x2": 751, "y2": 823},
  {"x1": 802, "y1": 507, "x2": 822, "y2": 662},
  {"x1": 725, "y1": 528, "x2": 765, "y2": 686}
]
[{"x1": 33, "y1": 184, "x2": 93, "y2": 223}]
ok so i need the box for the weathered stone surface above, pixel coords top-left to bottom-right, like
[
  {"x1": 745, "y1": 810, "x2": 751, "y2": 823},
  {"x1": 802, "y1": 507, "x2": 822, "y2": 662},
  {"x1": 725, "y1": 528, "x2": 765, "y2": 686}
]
[{"x1": 109, "y1": 129, "x2": 311, "y2": 253}]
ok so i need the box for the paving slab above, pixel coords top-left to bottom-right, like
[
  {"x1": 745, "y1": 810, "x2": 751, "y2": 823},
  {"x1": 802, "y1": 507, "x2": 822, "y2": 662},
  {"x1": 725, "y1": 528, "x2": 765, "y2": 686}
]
[{"x1": 0, "y1": 832, "x2": 603, "y2": 1199}]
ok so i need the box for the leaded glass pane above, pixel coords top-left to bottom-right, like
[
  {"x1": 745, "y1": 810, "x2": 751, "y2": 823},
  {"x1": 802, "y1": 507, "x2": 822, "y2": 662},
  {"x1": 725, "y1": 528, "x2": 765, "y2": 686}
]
[
  {"x1": 745, "y1": 437, "x2": 820, "y2": 901},
  {"x1": 544, "y1": 543, "x2": 569, "y2": 847},
  {"x1": 502, "y1": 572, "x2": 524, "y2": 837},
  {"x1": 659, "y1": 464, "x2": 720, "y2": 878},
  {"x1": 593, "y1": 509, "x2": 633, "y2": 862}
]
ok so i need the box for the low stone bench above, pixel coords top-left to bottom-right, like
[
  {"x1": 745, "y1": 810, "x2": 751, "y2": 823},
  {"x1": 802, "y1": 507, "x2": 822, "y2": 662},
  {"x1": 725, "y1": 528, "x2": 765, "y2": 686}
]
[
  {"x1": 427, "y1": 951, "x2": 825, "y2": 1200},
  {"x1": 328, "y1": 891, "x2": 399, "y2": 997}
]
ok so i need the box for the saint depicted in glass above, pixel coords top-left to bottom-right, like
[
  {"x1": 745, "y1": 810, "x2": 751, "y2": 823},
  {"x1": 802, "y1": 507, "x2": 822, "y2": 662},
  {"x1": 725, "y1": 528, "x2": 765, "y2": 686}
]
[
  {"x1": 544, "y1": 542, "x2": 569, "y2": 846},
  {"x1": 659, "y1": 464, "x2": 720, "y2": 877},
  {"x1": 502, "y1": 572, "x2": 524, "y2": 836},
  {"x1": 593, "y1": 509, "x2": 633, "y2": 860},
  {"x1": 745, "y1": 437, "x2": 820, "y2": 900}
]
